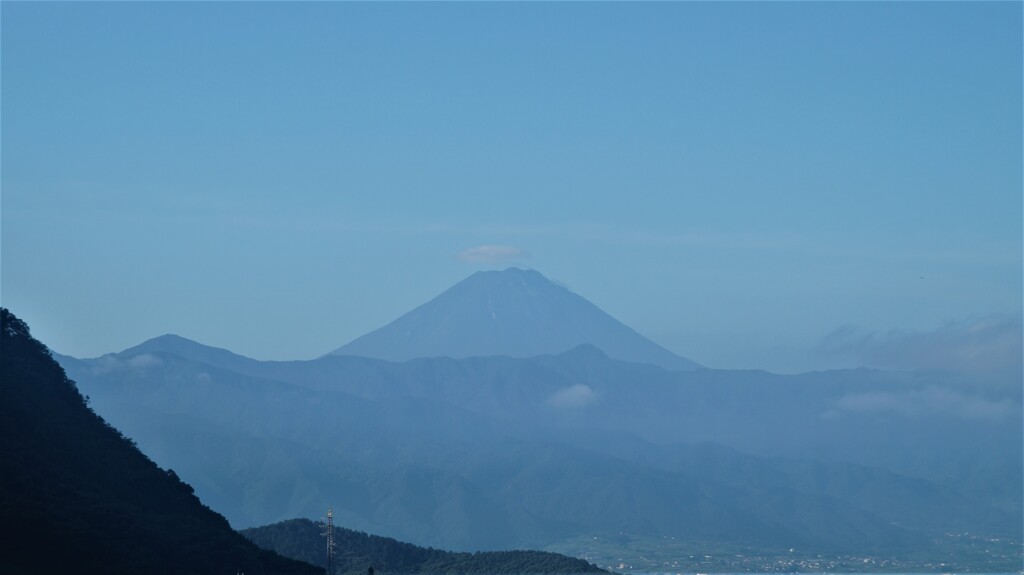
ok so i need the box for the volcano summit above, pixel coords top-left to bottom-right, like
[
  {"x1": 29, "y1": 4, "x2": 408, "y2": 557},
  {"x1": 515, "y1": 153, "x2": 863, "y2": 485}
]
[{"x1": 328, "y1": 268, "x2": 701, "y2": 371}]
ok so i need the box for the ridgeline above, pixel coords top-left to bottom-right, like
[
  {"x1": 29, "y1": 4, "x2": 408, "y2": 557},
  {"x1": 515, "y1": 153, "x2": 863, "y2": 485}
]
[{"x1": 243, "y1": 518, "x2": 608, "y2": 575}]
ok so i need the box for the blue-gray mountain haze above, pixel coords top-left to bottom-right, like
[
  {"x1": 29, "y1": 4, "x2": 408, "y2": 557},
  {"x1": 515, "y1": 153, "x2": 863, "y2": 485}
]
[{"x1": 52, "y1": 269, "x2": 1023, "y2": 569}]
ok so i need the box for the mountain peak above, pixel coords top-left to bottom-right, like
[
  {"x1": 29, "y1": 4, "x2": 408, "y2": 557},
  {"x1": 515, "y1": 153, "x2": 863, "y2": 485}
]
[
  {"x1": 475, "y1": 266, "x2": 535, "y2": 275},
  {"x1": 122, "y1": 333, "x2": 213, "y2": 356},
  {"x1": 117, "y1": 333, "x2": 258, "y2": 370},
  {"x1": 329, "y1": 270, "x2": 700, "y2": 371},
  {"x1": 474, "y1": 266, "x2": 544, "y2": 278},
  {"x1": 464, "y1": 267, "x2": 554, "y2": 286}
]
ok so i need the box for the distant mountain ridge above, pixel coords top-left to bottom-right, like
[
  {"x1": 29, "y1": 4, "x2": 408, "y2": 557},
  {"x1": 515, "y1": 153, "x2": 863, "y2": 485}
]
[
  {"x1": 120, "y1": 333, "x2": 264, "y2": 372},
  {"x1": 56, "y1": 331, "x2": 1022, "y2": 569},
  {"x1": 329, "y1": 268, "x2": 701, "y2": 371}
]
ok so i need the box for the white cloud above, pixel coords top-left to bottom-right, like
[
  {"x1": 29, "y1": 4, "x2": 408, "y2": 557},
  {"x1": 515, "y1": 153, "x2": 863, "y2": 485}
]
[
  {"x1": 835, "y1": 387, "x2": 1018, "y2": 421},
  {"x1": 91, "y1": 353, "x2": 163, "y2": 374},
  {"x1": 546, "y1": 384, "x2": 598, "y2": 408},
  {"x1": 456, "y1": 245, "x2": 529, "y2": 264},
  {"x1": 817, "y1": 314, "x2": 1022, "y2": 373}
]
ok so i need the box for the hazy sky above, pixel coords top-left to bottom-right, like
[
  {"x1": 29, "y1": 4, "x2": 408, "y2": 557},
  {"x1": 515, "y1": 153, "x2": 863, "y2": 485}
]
[{"x1": 3, "y1": 2, "x2": 1021, "y2": 373}]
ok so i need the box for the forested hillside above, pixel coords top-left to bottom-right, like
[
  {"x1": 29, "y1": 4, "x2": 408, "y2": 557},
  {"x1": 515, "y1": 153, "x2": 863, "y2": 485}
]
[
  {"x1": 0, "y1": 308, "x2": 318, "y2": 575},
  {"x1": 243, "y1": 518, "x2": 607, "y2": 575}
]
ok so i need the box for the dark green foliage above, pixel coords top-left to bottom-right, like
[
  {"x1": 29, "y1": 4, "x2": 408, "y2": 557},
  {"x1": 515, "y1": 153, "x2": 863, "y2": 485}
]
[
  {"x1": 242, "y1": 519, "x2": 607, "y2": 575},
  {"x1": 0, "y1": 308, "x2": 318, "y2": 575}
]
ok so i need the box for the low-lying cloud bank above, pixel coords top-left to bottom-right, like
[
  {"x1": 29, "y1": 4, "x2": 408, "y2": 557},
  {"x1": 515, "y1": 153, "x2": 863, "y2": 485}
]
[
  {"x1": 546, "y1": 384, "x2": 598, "y2": 408},
  {"x1": 835, "y1": 386, "x2": 1018, "y2": 421},
  {"x1": 818, "y1": 313, "x2": 1022, "y2": 374},
  {"x1": 90, "y1": 352, "x2": 164, "y2": 374}
]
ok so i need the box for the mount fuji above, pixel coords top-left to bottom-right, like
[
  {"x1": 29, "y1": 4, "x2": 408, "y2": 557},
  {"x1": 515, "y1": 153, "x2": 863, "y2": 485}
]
[{"x1": 328, "y1": 267, "x2": 701, "y2": 371}]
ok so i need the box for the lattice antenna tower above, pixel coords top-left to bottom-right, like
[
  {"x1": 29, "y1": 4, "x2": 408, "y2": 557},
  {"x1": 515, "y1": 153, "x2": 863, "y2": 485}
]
[{"x1": 320, "y1": 507, "x2": 337, "y2": 575}]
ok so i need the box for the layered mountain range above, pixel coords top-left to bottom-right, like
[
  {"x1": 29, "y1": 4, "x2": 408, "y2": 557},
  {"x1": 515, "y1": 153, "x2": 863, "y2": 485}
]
[{"x1": 49, "y1": 269, "x2": 1024, "y2": 570}]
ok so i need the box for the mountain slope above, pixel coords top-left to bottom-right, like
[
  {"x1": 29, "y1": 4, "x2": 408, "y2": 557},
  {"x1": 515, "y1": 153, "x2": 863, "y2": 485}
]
[
  {"x1": 119, "y1": 332, "x2": 265, "y2": 372},
  {"x1": 88, "y1": 336, "x2": 1021, "y2": 517},
  {"x1": 0, "y1": 308, "x2": 318, "y2": 575},
  {"x1": 328, "y1": 268, "x2": 700, "y2": 371},
  {"x1": 242, "y1": 518, "x2": 608, "y2": 575}
]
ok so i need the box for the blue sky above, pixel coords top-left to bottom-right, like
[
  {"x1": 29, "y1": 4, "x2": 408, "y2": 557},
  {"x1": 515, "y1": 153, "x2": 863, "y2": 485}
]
[{"x1": 2, "y1": 2, "x2": 1021, "y2": 373}]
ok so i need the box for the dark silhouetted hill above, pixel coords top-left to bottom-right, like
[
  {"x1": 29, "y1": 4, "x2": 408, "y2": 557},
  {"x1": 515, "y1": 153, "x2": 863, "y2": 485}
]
[
  {"x1": 242, "y1": 518, "x2": 608, "y2": 575},
  {"x1": 0, "y1": 308, "x2": 318, "y2": 575}
]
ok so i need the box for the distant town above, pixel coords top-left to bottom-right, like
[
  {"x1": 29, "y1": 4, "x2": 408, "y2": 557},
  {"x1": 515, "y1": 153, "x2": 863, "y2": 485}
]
[{"x1": 556, "y1": 531, "x2": 1023, "y2": 573}]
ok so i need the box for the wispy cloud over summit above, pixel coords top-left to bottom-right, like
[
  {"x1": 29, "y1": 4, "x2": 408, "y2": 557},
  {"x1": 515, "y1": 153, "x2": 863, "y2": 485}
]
[{"x1": 456, "y1": 245, "x2": 529, "y2": 264}]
